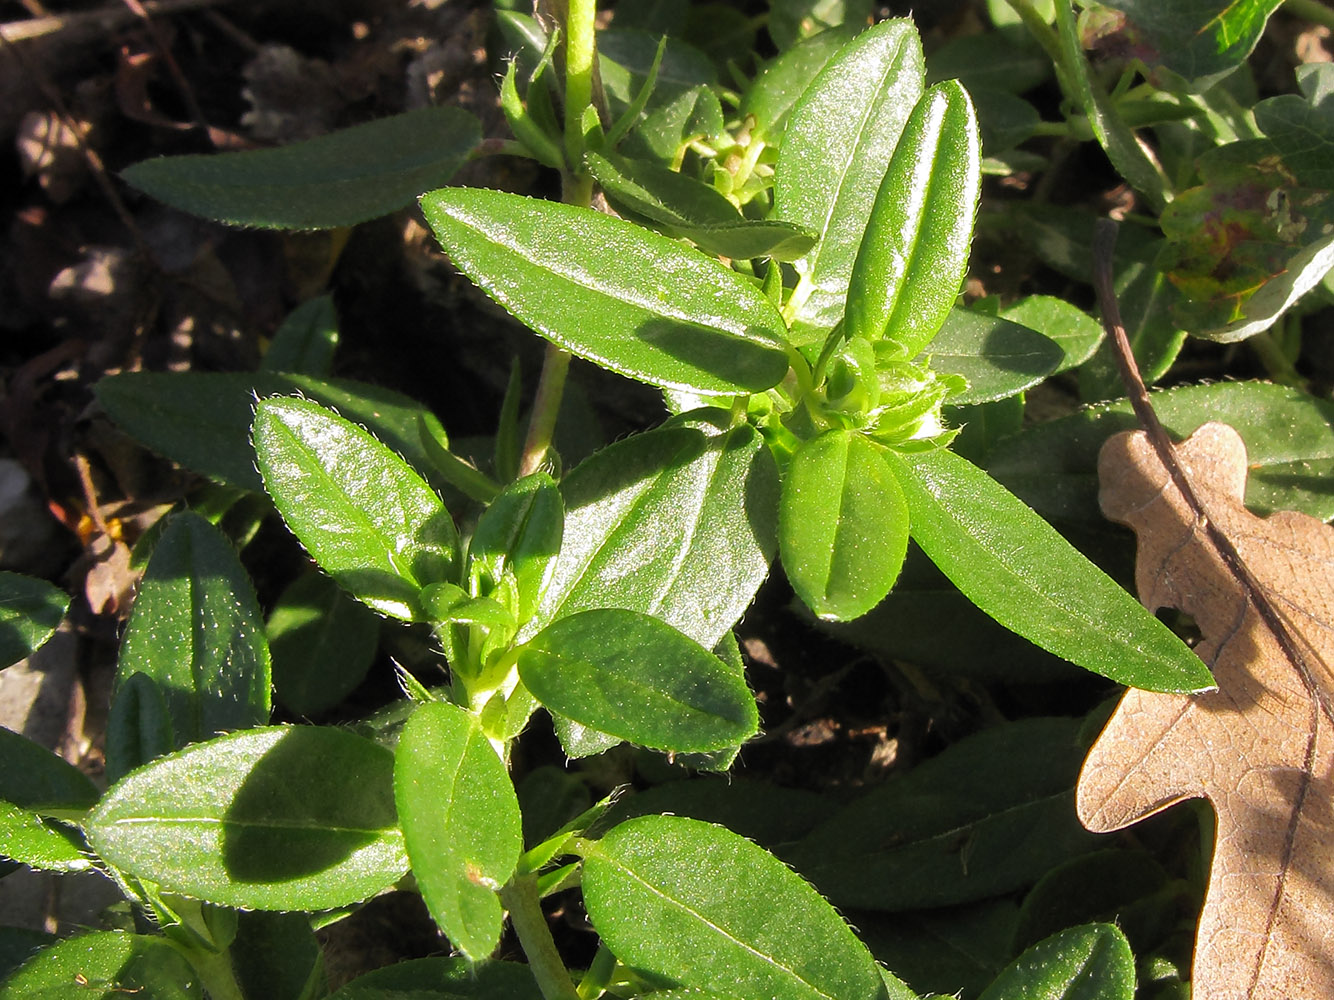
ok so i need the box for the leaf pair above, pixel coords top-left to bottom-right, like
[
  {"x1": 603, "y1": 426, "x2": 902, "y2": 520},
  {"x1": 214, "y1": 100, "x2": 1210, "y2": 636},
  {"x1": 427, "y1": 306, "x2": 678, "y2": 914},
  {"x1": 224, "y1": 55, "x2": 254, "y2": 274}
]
[{"x1": 254, "y1": 397, "x2": 762, "y2": 758}]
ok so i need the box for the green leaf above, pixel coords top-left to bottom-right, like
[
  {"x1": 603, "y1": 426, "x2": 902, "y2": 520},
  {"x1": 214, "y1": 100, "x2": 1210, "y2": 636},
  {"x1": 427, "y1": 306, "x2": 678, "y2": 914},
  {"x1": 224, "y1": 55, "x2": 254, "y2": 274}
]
[
  {"x1": 253, "y1": 396, "x2": 457, "y2": 621},
  {"x1": 596, "y1": 776, "x2": 829, "y2": 847},
  {"x1": 775, "y1": 19, "x2": 925, "y2": 344},
  {"x1": 1159, "y1": 66, "x2": 1334, "y2": 341},
  {"x1": 420, "y1": 188, "x2": 790, "y2": 395},
  {"x1": 262, "y1": 294, "x2": 339, "y2": 375},
  {"x1": 999, "y1": 295, "x2": 1103, "y2": 375},
  {"x1": 978, "y1": 924, "x2": 1134, "y2": 1000},
  {"x1": 587, "y1": 151, "x2": 816, "y2": 261},
  {"x1": 782, "y1": 718, "x2": 1101, "y2": 910},
  {"x1": 0, "y1": 725, "x2": 97, "y2": 812},
  {"x1": 742, "y1": 28, "x2": 853, "y2": 144},
  {"x1": 858, "y1": 900, "x2": 1018, "y2": 1000},
  {"x1": 325, "y1": 958, "x2": 543, "y2": 1000},
  {"x1": 531, "y1": 411, "x2": 778, "y2": 650},
  {"x1": 0, "y1": 573, "x2": 67, "y2": 670},
  {"x1": 1089, "y1": 0, "x2": 1282, "y2": 89},
  {"x1": 779, "y1": 430, "x2": 908, "y2": 621},
  {"x1": 116, "y1": 512, "x2": 270, "y2": 752},
  {"x1": 822, "y1": 545, "x2": 1079, "y2": 684},
  {"x1": 95, "y1": 371, "x2": 439, "y2": 492},
  {"x1": 581, "y1": 814, "x2": 886, "y2": 1000},
  {"x1": 923, "y1": 308, "x2": 1063, "y2": 404},
  {"x1": 518, "y1": 609, "x2": 758, "y2": 753},
  {"x1": 1013, "y1": 849, "x2": 1175, "y2": 955},
  {"x1": 467, "y1": 473, "x2": 563, "y2": 623},
  {"x1": 0, "y1": 800, "x2": 91, "y2": 872},
  {"x1": 887, "y1": 447, "x2": 1212, "y2": 692},
  {"x1": 0, "y1": 932, "x2": 201, "y2": 1000},
  {"x1": 1054, "y1": 1, "x2": 1169, "y2": 210},
  {"x1": 105, "y1": 672, "x2": 175, "y2": 783},
  {"x1": 394, "y1": 702, "x2": 522, "y2": 961},
  {"x1": 0, "y1": 927, "x2": 53, "y2": 982},
  {"x1": 268, "y1": 572, "x2": 381, "y2": 717},
  {"x1": 927, "y1": 31, "x2": 1050, "y2": 95},
  {"x1": 599, "y1": 30, "x2": 723, "y2": 162},
  {"x1": 232, "y1": 911, "x2": 325, "y2": 1000},
  {"x1": 121, "y1": 106, "x2": 481, "y2": 229},
  {"x1": 987, "y1": 382, "x2": 1334, "y2": 525},
  {"x1": 86, "y1": 726, "x2": 406, "y2": 910},
  {"x1": 846, "y1": 81, "x2": 981, "y2": 356},
  {"x1": 768, "y1": 0, "x2": 873, "y2": 50}
]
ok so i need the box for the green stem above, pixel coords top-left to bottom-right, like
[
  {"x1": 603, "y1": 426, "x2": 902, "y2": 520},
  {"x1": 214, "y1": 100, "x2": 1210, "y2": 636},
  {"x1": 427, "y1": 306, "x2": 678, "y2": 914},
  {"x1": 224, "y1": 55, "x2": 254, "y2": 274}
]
[
  {"x1": 1249, "y1": 328, "x2": 1307, "y2": 389},
  {"x1": 173, "y1": 945, "x2": 245, "y2": 1000},
  {"x1": 1003, "y1": 0, "x2": 1067, "y2": 76},
  {"x1": 577, "y1": 944, "x2": 619, "y2": 999},
  {"x1": 518, "y1": 344, "x2": 572, "y2": 477},
  {"x1": 564, "y1": 0, "x2": 597, "y2": 169},
  {"x1": 1285, "y1": 0, "x2": 1334, "y2": 31},
  {"x1": 500, "y1": 875, "x2": 580, "y2": 1000}
]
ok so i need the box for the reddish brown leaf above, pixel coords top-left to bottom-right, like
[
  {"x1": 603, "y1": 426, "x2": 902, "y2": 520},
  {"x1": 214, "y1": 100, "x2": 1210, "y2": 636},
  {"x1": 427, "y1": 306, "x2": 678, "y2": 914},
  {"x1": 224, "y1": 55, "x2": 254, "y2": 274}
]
[{"x1": 1082, "y1": 421, "x2": 1334, "y2": 999}]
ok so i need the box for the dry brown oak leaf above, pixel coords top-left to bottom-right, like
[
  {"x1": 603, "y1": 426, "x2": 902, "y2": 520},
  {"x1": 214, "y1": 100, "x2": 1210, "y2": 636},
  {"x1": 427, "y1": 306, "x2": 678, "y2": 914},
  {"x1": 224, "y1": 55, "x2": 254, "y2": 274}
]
[{"x1": 1081, "y1": 421, "x2": 1334, "y2": 1000}]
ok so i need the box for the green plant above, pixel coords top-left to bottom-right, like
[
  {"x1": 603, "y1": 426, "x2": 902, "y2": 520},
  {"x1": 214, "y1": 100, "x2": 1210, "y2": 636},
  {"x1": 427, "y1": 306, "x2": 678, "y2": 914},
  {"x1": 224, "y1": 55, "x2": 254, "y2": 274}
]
[{"x1": 5, "y1": 1, "x2": 1334, "y2": 998}]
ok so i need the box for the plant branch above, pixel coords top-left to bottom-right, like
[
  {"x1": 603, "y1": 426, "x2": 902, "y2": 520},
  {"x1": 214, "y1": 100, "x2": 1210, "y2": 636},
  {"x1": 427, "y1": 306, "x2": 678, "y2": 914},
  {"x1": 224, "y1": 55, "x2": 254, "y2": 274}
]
[
  {"x1": 500, "y1": 875, "x2": 580, "y2": 1000},
  {"x1": 1093, "y1": 220, "x2": 1330, "y2": 719},
  {"x1": 563, "y1": 0, "x2": 596, "y2": 169},
  {"x1": 518, "y1": 344, "x2": 571, "y2": 478}
]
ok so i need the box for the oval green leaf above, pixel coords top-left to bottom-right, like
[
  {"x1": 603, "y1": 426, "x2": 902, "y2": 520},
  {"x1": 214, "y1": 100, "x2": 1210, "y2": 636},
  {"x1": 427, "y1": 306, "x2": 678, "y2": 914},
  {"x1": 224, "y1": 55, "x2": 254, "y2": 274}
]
[
  {"x1": 268, "y1": 572, "x2": 380, "y2": 717},
  {"x1": 587, "y1": 151, "x2": 816, "y2": 262},
  {"x1": 395, "y1": 702, "x2": 522, "y2": 961},
  {"x1": 780, "y1": 430, "x2": 909, "y2": 622},
  {"x1": 923, "y1": 308, "x2": 1063, "y2": 404},
  {"x1": 0, "y1": 932, "x2": 201, "y2": 1000},
  {"x1": 1000, "y1": 294, "x2": 1103, "y2": 375},
  {"x1": 420, "y1": 188, "x2": 790, "y2": 395},
  {"x1": 518, "y1": 609, "x2": 759, "y2": 753},
  {"x1": 978, "y1": 923, "x2": 1134, "y2": 1000},
  {"x1": 529, "y1": 412, "x2": 778, "y2": 650},
  {"x1": 0, "y1": 725, "x2": 98, "y2": 812},
  {"x1": 774, "y1": 19, "x2": 925, "y2": 344},
  {"x1": 742, "y1": 28, "x2": 854, "y2": 144},
  {"x1": 95, "y1": 371, "x2": 439, "y2": 493},
  {"x1": 326, "y1": 957, "x2": 543, "y2": 1000},
  {"x1": 581, "y1": 814, "x2": 886, "y2": 1000},
  {"x1": 846, "y1": 80, "x2": 981, "y2": 357},
  {"x1": 116, "y1": 512, "x2": 270, "y2": 753},
  {"x1": 121, "y1": 106, "x2": 481, "y2": 229},
  {"x1": 253, "y1": 396, "x2": 458, "y2": 621},
  {"x1": 261, "y1": 294, "x2": 339, "y2": 375},
  {"x1": 782, "y1": 717, "x2": 1100, "y2": 910},
  {"x1": 0, "y1": 801, "x2": 91, "y2": 873},
  {"x1": 987, "y1": 381, "x2": 1334, "y2": 526},
  {"x1": 0, "y1": 573, "x2": 67, "y2": 670},
  {"x1": 87, "y1": 726, "x2": 406, "y2": 910},
  {"x1": 887, "y1": 447, "x2": 1213, "y2": 693}
]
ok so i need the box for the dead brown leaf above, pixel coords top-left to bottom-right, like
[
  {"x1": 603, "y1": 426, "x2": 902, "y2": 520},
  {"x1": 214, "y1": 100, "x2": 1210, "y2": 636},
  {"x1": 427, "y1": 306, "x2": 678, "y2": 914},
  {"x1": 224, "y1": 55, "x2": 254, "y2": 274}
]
[{"x1": 1081, "y1": 421, "x2": 1334, "y2": 1000}]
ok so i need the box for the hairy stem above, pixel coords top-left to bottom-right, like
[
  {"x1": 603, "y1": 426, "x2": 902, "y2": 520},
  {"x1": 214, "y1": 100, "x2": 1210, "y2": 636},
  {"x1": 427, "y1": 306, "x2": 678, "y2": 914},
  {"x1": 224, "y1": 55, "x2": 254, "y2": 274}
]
[
  {"x1": 564, "y1": 0, "x2": 596, "y2": 169},
  {"x1": 500, "y1": 875, "x2": 580, "y2": 1000},
  {"x1": 519, "y1": 345, "x2": 572, "y2": 478}
]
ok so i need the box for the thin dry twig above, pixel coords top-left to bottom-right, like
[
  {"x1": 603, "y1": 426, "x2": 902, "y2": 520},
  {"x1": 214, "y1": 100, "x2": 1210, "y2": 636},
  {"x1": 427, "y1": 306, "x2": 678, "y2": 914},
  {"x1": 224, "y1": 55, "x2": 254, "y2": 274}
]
[
  {"x1": 1, "y1": 0, "x2": 225, "y2": 43},
  {"x1": 1093, "y1": 218, "x2": 1331, "y2": 722}
]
